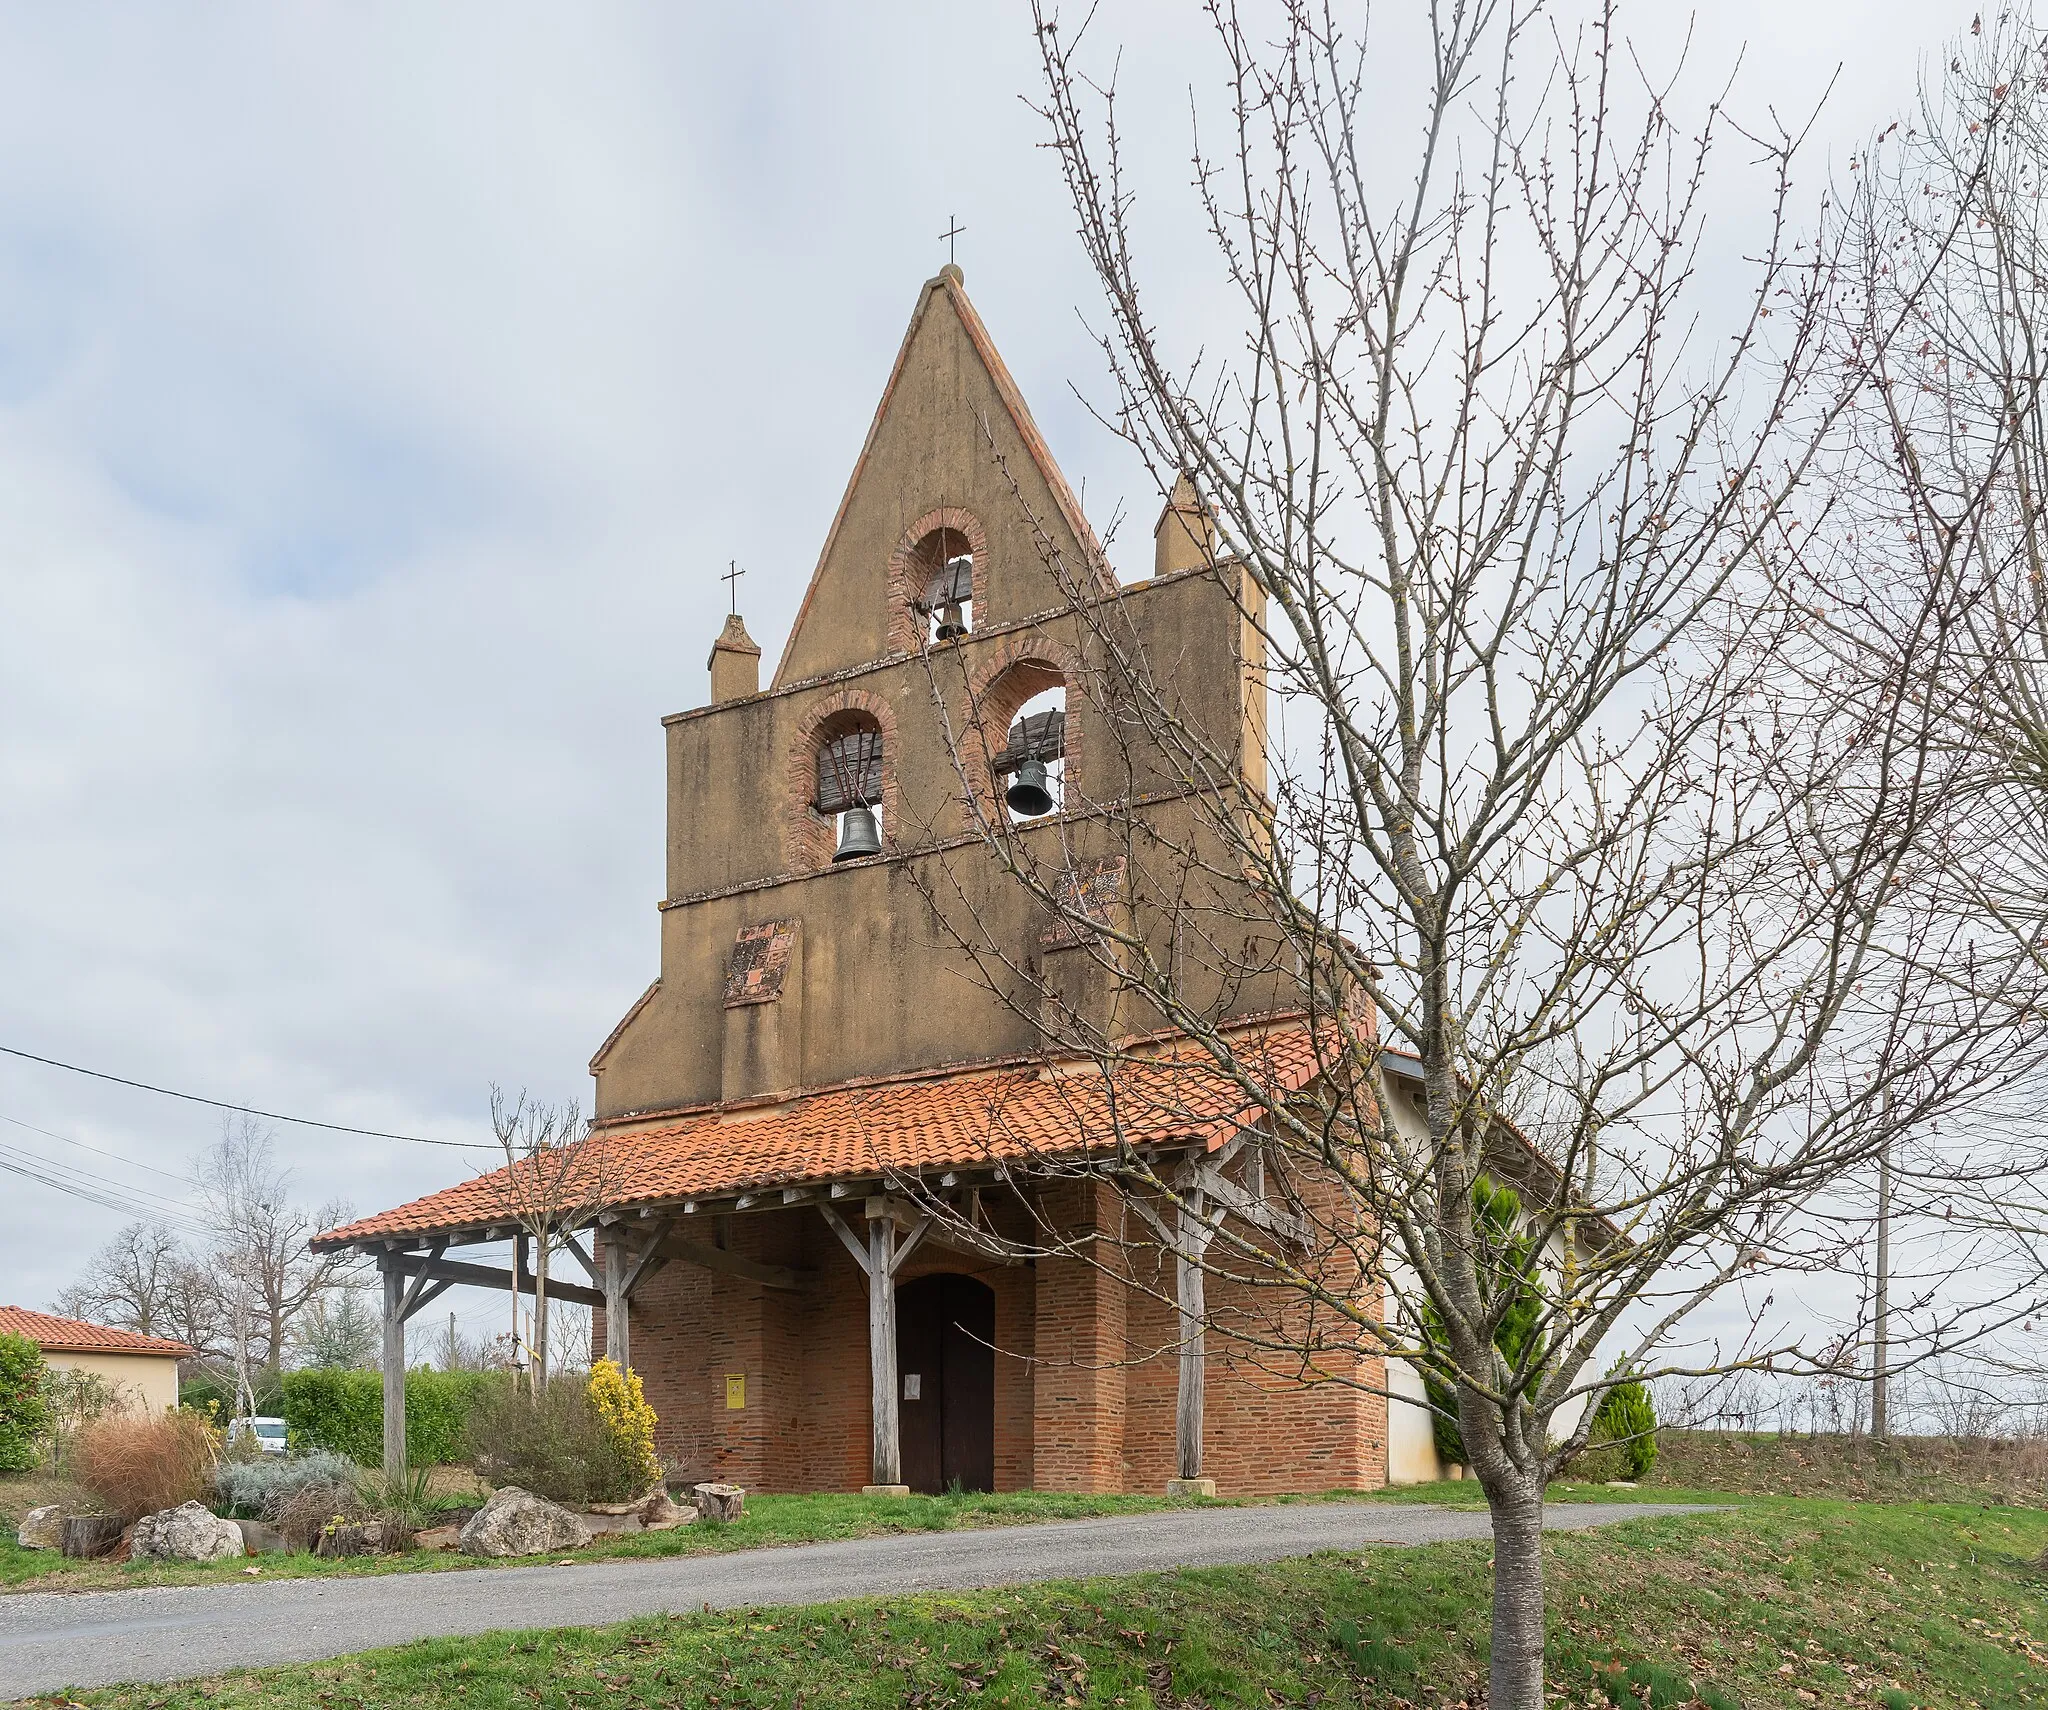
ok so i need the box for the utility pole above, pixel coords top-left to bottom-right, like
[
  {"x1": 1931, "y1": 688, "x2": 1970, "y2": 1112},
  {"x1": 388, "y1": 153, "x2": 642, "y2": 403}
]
[{"x1": 1872, "y1": 1139, "x2": 1892, "y2": 1439}]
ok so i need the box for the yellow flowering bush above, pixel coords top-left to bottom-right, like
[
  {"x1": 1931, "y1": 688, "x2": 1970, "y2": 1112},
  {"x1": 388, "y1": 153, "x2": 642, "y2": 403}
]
[{"x1": 587, "y1": 1358, "x2": 661, "y2": 1492}]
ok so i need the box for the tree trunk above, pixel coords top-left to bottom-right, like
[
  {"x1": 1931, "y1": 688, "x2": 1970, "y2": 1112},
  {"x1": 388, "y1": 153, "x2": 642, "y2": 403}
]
[
  {"x1": 1485, "y1": 1472, "x2": 1547, "y2": 1710},
  {"x1": 533, "y1": 1237, "x2": 551, "y2": 1395}
]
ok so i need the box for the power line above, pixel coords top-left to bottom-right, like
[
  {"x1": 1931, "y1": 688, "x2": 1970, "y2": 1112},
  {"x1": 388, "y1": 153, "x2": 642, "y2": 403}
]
[
  {"x1": 0, "y1": 1142, "x2": 211, "y2": 1236},
  {"x1": 0, "y1": 1043, "x2": 493, "y2": 1151},
  {"x1": 0, "y1": 1112, "x2": 196, "y2": 1187}
]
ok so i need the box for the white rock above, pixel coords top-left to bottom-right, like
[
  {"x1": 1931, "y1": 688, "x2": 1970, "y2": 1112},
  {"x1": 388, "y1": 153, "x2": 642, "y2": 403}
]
[
  {"x1": 130, "y1": 1501, "x2": 247, "y2": 1563},
  {"x1": 458, "y1": 1487, "x2": 592, "y2": 1558},
  {"x1": 16, "y1": 1505, "x2": 64, "y2": 1549}
]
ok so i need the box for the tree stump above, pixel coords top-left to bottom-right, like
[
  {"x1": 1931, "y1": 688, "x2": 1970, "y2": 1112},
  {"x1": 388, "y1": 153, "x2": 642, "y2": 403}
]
[
  {"x1": 60, "y1": 1515, "x2": 124, "y2": 1559},
  {"x1": 692, "y1": 1482, "x2": 746, "y2": 1523}
]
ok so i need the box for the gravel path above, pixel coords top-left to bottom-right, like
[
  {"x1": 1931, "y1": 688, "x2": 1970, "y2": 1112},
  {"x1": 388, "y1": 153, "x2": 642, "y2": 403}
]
[{"x1": 0, "y1": 1500, "x2": 1713, "y2": 1698}]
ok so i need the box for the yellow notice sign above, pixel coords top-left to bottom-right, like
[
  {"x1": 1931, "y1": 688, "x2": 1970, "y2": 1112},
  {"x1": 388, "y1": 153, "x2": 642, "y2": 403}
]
[{"x1": 725, "y1": 1373, "x2": 746, "y2": 1410}]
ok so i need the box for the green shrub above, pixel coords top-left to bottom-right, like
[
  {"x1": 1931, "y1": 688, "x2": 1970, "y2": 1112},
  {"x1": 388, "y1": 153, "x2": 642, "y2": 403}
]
[
  {"x1": 0, "y1": 1332, "x2": 51, "y2": 1472},
  {"x1": 215, "y1": 1449, "x2": 362, "y2": 1518},
  {"x1": 1589, "y1": 1376, "x2": 1658, "y2": 1479},
  {"x1": 1417, "y1": 1176, "x2": 1547, "y2": 1468},
  {"x1": 463, "y1": 1379, "x2": 645, "y2": 1505},
  {"x1": 280, "y1": 1367, "x2": 506, "y2": 1467}
]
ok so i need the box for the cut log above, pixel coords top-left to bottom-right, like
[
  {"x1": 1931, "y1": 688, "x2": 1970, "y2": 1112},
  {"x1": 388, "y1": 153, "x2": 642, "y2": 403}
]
[
  {"x1": 60, "y1": 1515, "x2": 124, "y2": 1559},
  {"x1": 692, "y1": 1482, "x2": 746, "y2": 1523}
]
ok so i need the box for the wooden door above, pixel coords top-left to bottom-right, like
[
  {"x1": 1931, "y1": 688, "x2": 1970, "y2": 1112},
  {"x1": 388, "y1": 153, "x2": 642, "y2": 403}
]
[{"x1": 894, "y1": 1274, "x2": 996, "y2": 1495}]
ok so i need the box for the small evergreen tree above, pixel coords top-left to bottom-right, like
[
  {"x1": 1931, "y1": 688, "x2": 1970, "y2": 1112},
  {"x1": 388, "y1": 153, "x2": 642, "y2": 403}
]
[
  {"x1": 1590, "y1": 1375, "x2": 1658, "y2": 1479},
  {"x1": 1418, "y1": 1177, "x2": 1546, "y2": 1469},
  {"x1": 0, "y1": 1332, "x2": 52, "y2": 1472}
]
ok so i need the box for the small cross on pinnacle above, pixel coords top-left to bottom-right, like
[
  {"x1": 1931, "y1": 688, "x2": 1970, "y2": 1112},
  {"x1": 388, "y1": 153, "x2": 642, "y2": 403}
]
[
  {"x1": 723, "y1": 559, "x2": 745, "y2": 614},
  {"x1": 940, "y1": 215, "x2": 966, "y2": 267}
]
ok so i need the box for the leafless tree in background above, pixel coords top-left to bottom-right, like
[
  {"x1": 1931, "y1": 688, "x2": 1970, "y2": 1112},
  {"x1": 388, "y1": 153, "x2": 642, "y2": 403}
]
[
  {"x1": 195, "y1": 1116, "x2": 357, "y2": 1409},
  {"x1": 484, "y1": 1085, "x2": 605, "y2": 1395},
  {"x1": 912, "y1": 5, "x2": 2048, "y2": 1702},
  {"x1": 54, "y1": 1221, "x2": 194, "y2": 1342},
  {"x1": 1810, "y1": 9, "x2": 2048, "y2": 1386}
]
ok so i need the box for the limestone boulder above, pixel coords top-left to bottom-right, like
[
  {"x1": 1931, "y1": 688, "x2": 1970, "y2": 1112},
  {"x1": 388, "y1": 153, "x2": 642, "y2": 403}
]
[
  {"x1": 458, "y1": 1487, "x2": 592, "y2": 1558},
  {"x1": 692, "y1": 1482, "x2": 746, "y2": 1523},
  {"x1": 16, "y1": 1505, "x2": 64, "y2": 1550},
  {"x1": 131, "y1": 1501, "x2": 246, "y2": 1564}
]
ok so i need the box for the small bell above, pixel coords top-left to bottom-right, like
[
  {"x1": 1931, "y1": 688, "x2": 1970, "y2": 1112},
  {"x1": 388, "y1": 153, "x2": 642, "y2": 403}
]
[
  {"x1": 833, "y1": 804, "x2": 882, "y2": 861},
  {"x1": 1005, "y1": 757, "x2": 1054, "y2": 817},
  {"x1": 935, "y1": 598, "x2": 968, "y2": 641}
]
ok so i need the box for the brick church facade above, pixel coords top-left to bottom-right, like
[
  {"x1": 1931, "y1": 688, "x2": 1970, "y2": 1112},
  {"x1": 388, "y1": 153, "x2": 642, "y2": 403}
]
[{"x1": 320, "y1": 267, "x2": 1400, "y2": 1497}]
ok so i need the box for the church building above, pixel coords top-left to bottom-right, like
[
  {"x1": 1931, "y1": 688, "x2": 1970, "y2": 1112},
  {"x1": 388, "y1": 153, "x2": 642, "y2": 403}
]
[{"x1": 319, "y1": 267, "x2": 1417, "y2": 1497}]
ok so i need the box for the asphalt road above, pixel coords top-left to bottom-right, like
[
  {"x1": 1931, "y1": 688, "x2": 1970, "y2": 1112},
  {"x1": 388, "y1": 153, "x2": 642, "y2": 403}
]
[{"x1": 0, "y1": 1500, "x2": 1712, "y2": 1699}]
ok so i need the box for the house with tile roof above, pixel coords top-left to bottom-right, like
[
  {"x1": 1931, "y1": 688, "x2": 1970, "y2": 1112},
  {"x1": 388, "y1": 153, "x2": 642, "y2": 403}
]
[
  {"x1": 0, "y1": 1306, "x2": 194, "y2": 1417},
  {"x1": 318, "y1": 267, "x2": 1406, "y2": 1497}
]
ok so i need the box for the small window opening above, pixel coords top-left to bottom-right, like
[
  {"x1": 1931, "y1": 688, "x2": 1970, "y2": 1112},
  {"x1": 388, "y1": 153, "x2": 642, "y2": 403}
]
[
  {"x1": 997, "y1": 687, "x2": 1065, "y2": 820},
  {"x1": 913, "y1": 528, "x2": 974, "y2": 642},
  {"x1": 816, "y1": 722, "x2": 884, "y2": 860}
]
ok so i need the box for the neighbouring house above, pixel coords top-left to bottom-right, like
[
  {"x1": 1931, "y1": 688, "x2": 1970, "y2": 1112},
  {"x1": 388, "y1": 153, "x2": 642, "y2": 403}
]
[
  {"x1": 0, "y1": 1305, "x2": 194, "y2": 1415},
  {"x1": 316, "y1": 265, "x2": 1585, "y2": 1497}
]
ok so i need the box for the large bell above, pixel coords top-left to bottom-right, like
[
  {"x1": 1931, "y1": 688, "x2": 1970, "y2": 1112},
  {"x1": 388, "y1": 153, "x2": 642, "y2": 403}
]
[
  {"x1": 1005, "y1": 757, "x2": 1054, "y2": 817},
  {"x1": 833, "y1": 804, "x2": 882, "y2": 861},
  {"x1": 934, "y1": 598, "x2": 968, "y2": 641}
]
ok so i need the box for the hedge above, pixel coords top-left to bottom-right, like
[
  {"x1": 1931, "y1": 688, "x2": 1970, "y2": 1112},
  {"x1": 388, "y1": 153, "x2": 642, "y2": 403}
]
[
  {"x1": 0, "y1": 1333, "x2": 50, "y2": 1472},
  {"x1": 280, "y1": 1368, "x2": 508, "y2": 1467}
]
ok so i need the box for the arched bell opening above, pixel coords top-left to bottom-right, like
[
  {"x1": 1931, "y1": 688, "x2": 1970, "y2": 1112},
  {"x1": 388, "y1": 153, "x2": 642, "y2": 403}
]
[
  {"x1": 894, "y1": 1272, "x2": 997, "y2": 1494},
  {"x1": 997, "y1": 685, "x2": 1066, "y2": 822},
  {"x1": 910, "y1": 527, "x2": 975, "y2": 644},
  {"x1": 814, "y1": 711, "x2": 886, "y2": 862}
]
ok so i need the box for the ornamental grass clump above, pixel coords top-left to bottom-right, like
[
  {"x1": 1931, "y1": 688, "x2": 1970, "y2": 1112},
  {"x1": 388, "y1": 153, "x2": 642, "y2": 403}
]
[
  {"x1": 588, "y1": 1359, "x2": 661, "y2": 1493},
  {"x1": 70, "y1": 1408, "x2": 220, "y2": 1522}
]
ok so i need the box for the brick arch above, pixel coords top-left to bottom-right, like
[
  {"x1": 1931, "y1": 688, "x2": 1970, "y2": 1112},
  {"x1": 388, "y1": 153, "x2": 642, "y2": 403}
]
[
  {"x1": 962, "y1": 634, "x2": 1088, "y2": 819},
  {"x1": 785, "y1": 686, "x2": 902, "y2": 873},
  {"x1": 888, "y1": 507, "x2": 990, "y2": 654}
]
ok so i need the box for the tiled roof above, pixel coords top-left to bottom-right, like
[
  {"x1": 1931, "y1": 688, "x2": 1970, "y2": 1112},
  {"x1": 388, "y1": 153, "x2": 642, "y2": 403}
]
[
  {"x1": 0, "y1": 1305, "x2": 195, "y2": 1358},
  {"x1": 318, "y1": 1021, "x2": 1331, "y2": 1249}
]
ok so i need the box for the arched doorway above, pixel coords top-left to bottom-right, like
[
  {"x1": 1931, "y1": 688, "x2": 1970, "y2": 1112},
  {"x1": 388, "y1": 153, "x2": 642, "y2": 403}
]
[{"x1": 895, "y1": 1273, "x2": 996, "y2": 1494}]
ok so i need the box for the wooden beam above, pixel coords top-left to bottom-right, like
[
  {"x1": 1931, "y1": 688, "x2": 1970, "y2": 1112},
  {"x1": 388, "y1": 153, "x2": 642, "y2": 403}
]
[
  {"x1": 1175, "y1": 1194, "x2": 1213, "y2": 1483},
  {"x1": 655, "y1": 1235, "x2": 812, "y2": 1293},
  {"x1": 818, "y1": 1203, "x2": 871, "y2": 1273},
  {"x1": 403, "y1": 1277, "x2": 455, "y2": 1321},
  {"x1": 1190, "y1": 1160, "x2": 1310, "y2": 1247},
  {"x1": 621, "y1": 1219, "x2": 673, "y2": 1296},
  {"x1": 380, "y1": 1260, "x2": 408, "y2": 1480},
  {"x1": 398, "y1": 1241, "x2": 448, "y2": 1320},
  {"x1": 603, "y1": 1233, "x2": 631, "y2": 1370},
  {"x1": 889, "y1": 1214, "x2": 934, "y2": 1276},
  {"x1": 868, "y1": 1216, "x2": 900, "y2": 1488},
  {"x1": 388, "y1": 1251, "x2": 605, "y2": 1309},
  {"x1": 560, "y1": 1233, "x2": 597, "y2": 1284}
]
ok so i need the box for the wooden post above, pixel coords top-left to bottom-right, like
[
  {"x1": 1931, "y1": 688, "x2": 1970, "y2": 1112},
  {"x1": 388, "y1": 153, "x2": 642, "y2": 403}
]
[
  {"x1": 1170, "y1": 1193, "x2": 1215, "y2": 1496},
  {"x1": 867, "y1": 1214, "x2": 902, "y2": 1491},
  {"x1": 604, "y1": 1229, "x2": 631, "y2": 1371},
  {"x1": 381, "y1": 1258, "x2": 407, "y2": 1480}
]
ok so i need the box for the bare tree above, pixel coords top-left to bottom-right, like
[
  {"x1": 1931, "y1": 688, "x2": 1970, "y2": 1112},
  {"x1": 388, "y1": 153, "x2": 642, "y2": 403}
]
[
  {"x1": 1802, "y1": 11, "x2": 2048, "y2": 1360},
  {"x1": 484, "y1": 1086, "x2": 606, "y2": 1395},
  {"x1": 54, "y1": 1222, "x2": 188, "y2": 1339},
  {"x1": 900, "y1": 6, "x2": 2048, "y2": 1703},
  {"x1": 55, "y1": 1220, "x2": 229, "y2": 1362},
  {"x1": 195, "y1": 1117, "x2": 357, "y2": 1406}
]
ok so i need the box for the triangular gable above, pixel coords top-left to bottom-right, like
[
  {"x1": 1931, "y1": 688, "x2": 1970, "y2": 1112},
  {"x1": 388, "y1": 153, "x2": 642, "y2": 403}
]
[{"x1": 773, "y1": 268, "x2": 1117, "y2": 689}]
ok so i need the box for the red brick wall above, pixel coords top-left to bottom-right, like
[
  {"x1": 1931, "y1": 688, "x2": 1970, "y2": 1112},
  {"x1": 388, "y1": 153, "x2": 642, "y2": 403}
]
[{"x1": 595, "y1": 1172, "x2": 1386, "y2": 1498}]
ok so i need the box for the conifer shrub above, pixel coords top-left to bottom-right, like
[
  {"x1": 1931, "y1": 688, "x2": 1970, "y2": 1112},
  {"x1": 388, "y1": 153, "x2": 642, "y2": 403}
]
[
  {"x1": 0, "y1": 1333, "x2": 51, "y2": 1472},
  {"x1": 1417, "y1": 1176, "x2": 1546, "y2": 1470},
  {"x1": 1589, "y1": 1375, "x2": 1659, "y2": 1479}
]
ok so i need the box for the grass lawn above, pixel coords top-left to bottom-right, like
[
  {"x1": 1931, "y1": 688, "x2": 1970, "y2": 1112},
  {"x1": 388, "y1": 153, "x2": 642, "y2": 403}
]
[
  {"x1": 0, "y1": 1485, "x2": 1194, "y2": 1594},
  {"x1": 28, "y1": 1495, "x2": 2048, "y2": 1710}
]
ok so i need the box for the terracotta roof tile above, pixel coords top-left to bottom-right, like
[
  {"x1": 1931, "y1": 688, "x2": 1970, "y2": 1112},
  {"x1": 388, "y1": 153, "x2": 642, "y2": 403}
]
[
  {"x1": 319, "y1": 1023, "x2": 1330, "y2": 1249},
  {"x1": 0, "y1": 1305, "x2": 195, "y2": 1359}
]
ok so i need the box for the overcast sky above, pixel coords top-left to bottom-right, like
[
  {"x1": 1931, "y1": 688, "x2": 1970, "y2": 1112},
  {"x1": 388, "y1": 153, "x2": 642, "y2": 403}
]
[{"x1": 0, "y1": 0, "x2": 1987, "y2": 1340}]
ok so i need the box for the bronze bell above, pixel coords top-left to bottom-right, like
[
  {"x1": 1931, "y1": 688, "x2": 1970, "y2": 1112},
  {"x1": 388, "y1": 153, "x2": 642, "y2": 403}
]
[
  {"x1": 935, "y1": 598, "x2": 968, "y2": 641},
  {"x1": 1005, "y1": 758, "x2": 1054, "y2": 817},
  {"x1": 834, "y1": 804, "x2": 882, "y2": 861}
]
